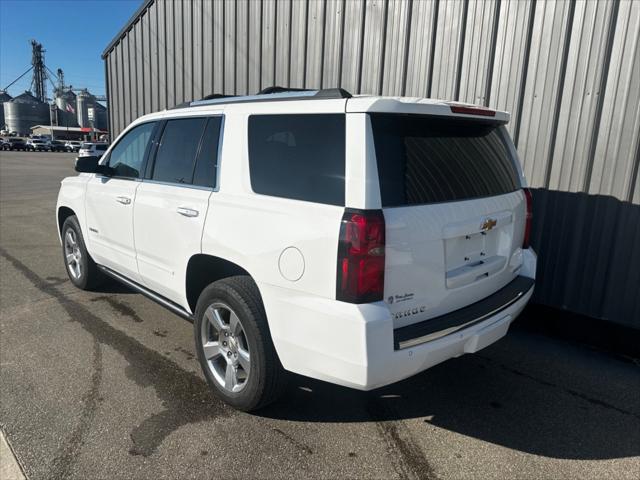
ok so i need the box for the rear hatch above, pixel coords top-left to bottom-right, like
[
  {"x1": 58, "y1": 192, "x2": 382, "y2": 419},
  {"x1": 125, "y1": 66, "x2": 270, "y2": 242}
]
[{"x1": 369, "y1": 112, "x2": 527, "y2": 329}]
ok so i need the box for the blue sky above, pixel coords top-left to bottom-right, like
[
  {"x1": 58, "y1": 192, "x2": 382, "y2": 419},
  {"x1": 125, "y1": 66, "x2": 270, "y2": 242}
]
[{"x1": 0, "y1": 0, "x2": 141, "y2": 98}]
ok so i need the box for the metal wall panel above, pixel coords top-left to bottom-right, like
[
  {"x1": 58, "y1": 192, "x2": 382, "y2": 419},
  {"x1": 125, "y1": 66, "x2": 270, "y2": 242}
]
[
  {"x1": 381, "y1": 0, "x2": 411, "y2": 96},
  {"x1": 149, "y1": 2, "x2": 160, "y2": 112},
  {"x1": 489, "y1": 0, "x2": 533, "y2": 138},
  {"x1": 212, "y1": 0, "x2": 224, "y2": 94},
  {"x1": 340, "y1": 0, "x2": 365, "y2": 92},
  {"x1": 134, "y1": 19, "x2": 144, "y2": 116},
  {"x1": 247, "y1": 0, "x2": 262, "y2": 94},
  {"x1": 183, "y1": 0, "x2": 194, "y2": 103},
  {"x1": 589, "y1": 0, "x2": 640, "y2": 202},
  {"x1": 457, "y1": 0, "x2": 498, "y2": 106},
  {"x1": 430, "y1": 0, "x2": 465, "y2": 100},
  {"x1": 404, "y1": 0, "x2": 437, "y2": 97},
  {"x1": 103, "y1": 0, "x2": 640, "y2": 327},
  {"x1": 202, "y1": 0, "x2": 213, "y2": 97},
  {"x1": 517, "y1": 0, "x2": 573, "y2": 189},
  {"x1": 273, "y1": 0, "x2": 290, "y2": 87},
  {"x1": 360, "y1": 0, "x2": 387, "y2": 95},
  {"x1": 289, "y1": 0, "x2": 308, "y2": 88},
  {"x1": 223, "y1": 0, "x2": 236, "y2": 95},
  {"x1": 530, "y1": 188, "x2": 640, "y2": 328},
  {"x1": 142, "y1": 11, "x2": 152, "y2": 114},
  {"x1": 157, "y1": 0, "x2": 168, "y2": 111},
  {"x1": 235, "y1": 0, "x2": 249, "y2": 95},
  {"x1": 322, "y1": 0, "x2": 344, "y2": 89},
  {"x1": 547, "y1": 0, "x2": 615, "y2": 193},
  {"x1": 174, "y1": 0, "x2": 185, "y2": 104},
  {"x1": 122, "y1": 34, "x2": 132, "y2": 129},
  {"x1": 306, "y1": 0, "x2": 326, "y2": 88}
]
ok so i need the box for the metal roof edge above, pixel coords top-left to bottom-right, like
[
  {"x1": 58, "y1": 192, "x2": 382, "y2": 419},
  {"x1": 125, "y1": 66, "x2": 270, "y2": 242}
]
[{"x1": 101, "y1": 0, "x2": 154, "y2": 59}]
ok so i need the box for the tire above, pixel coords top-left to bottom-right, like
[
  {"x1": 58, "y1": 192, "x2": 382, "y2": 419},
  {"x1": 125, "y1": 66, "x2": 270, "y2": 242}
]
[
  {"x1": 61, "y1": 215, "x2": 103, "y2": 290},
  {"x1": 194, "y1": 276, "x2": 287, "y2": 411}
]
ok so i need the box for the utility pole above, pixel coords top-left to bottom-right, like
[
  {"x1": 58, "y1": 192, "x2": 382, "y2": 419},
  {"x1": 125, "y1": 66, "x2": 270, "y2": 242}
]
[{"x1": 30, "y1": 40, "x2": 46, "y2": 102}]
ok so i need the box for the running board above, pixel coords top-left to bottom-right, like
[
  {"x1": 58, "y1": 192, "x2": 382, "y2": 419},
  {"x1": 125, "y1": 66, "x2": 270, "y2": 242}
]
[{"x1": 97, "y1": 265, "x2": 194, "y2": 321}]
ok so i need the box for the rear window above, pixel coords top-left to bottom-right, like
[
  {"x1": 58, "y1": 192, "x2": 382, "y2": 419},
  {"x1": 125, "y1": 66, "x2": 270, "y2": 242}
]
[
  {"x1": 370, "y1": 114, "x2": 520, "y2": 207},
  {"x1": 248, "y1": 114, "x2": 345, "y2": 206}
]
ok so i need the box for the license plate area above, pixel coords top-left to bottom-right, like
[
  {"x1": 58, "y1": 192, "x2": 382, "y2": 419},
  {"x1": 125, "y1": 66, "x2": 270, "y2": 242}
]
[{"x1": 443, "y1": 211, "x2": 513, "y2": 289}]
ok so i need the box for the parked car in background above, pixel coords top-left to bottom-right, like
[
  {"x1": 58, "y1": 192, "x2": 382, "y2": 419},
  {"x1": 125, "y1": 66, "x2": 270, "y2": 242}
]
[
  {"x1": 26, "y1": 139, "x2": 51, "y2": 152},
  {"x1": 49, "y1": 140, "x2": 68, "y2": 152},
  {"x1": 7, "y1": 138, "x2": 28, "y2": 151},
  {"x1": 78, "y1": 142, "x2": 109, "y2": 158},
  {"x1": 0, "y1": 139, "x2": 9, "y2": 150},
  {"x1": 58, "y1": 89, "x2": 537, "y2": 411},
  {"x1": 65, "y1": 141, "x2": 82, "y2": 152},
  {"x1": 30, "y1": 134, "x2": 51, "y2": 141}
]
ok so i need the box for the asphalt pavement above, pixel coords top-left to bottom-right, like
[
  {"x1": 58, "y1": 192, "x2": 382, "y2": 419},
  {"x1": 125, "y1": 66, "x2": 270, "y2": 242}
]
[{"x1": 1, "y1": 151, "x2": 639, "y2": 480}]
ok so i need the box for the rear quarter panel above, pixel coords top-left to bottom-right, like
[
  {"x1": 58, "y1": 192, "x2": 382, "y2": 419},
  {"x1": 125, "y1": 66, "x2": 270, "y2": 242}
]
[{"x1": 200, "y1": 112, "x2": 344, "y2": 299}]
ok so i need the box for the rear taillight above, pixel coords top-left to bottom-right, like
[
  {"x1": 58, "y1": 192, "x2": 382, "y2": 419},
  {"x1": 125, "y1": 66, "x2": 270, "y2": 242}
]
[
  {"x1": 523, "y1": 188, "x2": 533, "y2": 249},
  {"x1": 336, "y1": 209, "x2": 385, "y2": 303}
]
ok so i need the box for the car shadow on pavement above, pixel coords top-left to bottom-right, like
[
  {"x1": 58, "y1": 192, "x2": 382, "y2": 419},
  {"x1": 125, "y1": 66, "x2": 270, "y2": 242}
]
[
  {"x1": 91, "y1": 277, "x2": 139, "y2": 295},
  {"x1": 258, "y1": 331, "x2": 640, "y2": 461}
]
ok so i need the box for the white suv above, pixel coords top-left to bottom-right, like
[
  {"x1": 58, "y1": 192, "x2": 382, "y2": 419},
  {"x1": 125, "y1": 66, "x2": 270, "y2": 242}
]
[
  {"x1": 56, "y1": 89, "x2": 536, "y2": 411},
  {"x1": 78, "y1": 142, "x2": 109, "y2": 158}
]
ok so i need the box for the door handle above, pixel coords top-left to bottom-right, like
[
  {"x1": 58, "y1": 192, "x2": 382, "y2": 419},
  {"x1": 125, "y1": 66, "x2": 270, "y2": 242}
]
[
  {"x1": 177, "y1": 207, "x2": 199, "y2": 217},
  {"x1": 116, "y1": 196, "x2": 131, "y2": 205}
]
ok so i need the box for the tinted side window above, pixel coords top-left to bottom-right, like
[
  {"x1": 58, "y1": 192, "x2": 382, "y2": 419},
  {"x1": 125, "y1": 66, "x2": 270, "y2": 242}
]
[
  {"x1": 248, "y1": 114, "x2": 345, "y2": 206},
  {"x1": 152, "y1": 118, "x2": 206, "y2": 184},
  {"x1": 192, "y1": 117, "x2": 222, "y2": 188},
  {"x1": 108, "y1": 122, "x2": 156, "y2": 178}
]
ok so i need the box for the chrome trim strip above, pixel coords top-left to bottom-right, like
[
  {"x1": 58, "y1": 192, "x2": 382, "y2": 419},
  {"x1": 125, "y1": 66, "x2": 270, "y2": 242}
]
[
  {"x1": 397, "y1": 286, "x2": 532, "y2": 350},
  {"x1": 141, "y1": 179, "x2": 214, "y2": 192},
  {"x1": 97, "y1": 265, "x2": 193, "y2": 321}
]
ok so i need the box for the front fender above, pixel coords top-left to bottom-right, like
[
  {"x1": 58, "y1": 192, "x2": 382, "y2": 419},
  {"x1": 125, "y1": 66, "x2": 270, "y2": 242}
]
[{"x1": 56, "y1": 175, "x2": 91, "y2": 243}]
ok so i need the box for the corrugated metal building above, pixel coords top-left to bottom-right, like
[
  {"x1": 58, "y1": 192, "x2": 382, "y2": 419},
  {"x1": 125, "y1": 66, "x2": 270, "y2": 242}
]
[{"x1": 102, "y1": 0, "x2": 640, "y2": 327}]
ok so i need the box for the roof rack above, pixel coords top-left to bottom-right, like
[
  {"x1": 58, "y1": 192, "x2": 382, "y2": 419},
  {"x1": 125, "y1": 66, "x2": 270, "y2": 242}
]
[
  {"x1": 257, "y1": 86, "x2": 312, "y2": 95},
  {"x1": 176, "y1": 87, "x2": 352, "y2": 109},
  {"x1": 169, "y1": 93, "x2": 235, "y2": 110}
]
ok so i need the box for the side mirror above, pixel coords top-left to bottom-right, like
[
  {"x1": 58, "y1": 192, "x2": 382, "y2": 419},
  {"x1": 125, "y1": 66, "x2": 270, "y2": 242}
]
[{"x1": 75, "y1": 156, "x2": 112, "y2": 175}]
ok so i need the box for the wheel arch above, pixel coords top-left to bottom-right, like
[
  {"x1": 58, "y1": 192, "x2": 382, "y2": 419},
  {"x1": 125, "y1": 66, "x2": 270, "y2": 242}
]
[
  {"x1": 185, "y1": 254, "x2": 257, "y2": 313},
  {"x1": 57, "y1": 206, "x2": 76, "y2": 238}
]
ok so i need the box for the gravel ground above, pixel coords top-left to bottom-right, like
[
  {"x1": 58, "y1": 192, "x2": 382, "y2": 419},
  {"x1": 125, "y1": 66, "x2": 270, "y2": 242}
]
[{"x1": 1, "y1": 151, "x2": 639, "y2": 480}]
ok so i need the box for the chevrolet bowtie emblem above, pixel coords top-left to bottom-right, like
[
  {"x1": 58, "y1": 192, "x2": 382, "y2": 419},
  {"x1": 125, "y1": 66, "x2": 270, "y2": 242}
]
[{"x1": 481, "y1": 218, "x2": 497, "y2": 231}]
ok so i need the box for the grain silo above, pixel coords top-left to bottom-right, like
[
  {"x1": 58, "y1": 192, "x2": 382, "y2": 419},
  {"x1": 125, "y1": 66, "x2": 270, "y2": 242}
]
[
  {"x1": 3, "y1": 91, "x2": 49, "y2": 136},
  {"x1": 54, "y1": 89, "x2": 78, "y2": 127},
  {"x1": 0, "y1": 90, "x2": 12, "y2": 129},
  {"x1": 76, "y1": 90, "x2": 96, "y2": 128}
]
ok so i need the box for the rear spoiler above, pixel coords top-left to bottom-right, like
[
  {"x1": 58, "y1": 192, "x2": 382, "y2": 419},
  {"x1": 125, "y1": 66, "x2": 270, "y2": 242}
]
[{"x1": 346, "y1": 97, "x2": 510, "y2": 124}]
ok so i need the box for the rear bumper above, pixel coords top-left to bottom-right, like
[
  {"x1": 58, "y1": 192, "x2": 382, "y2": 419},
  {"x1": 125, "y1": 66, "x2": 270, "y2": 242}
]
[
  {"x1": 393, "y1": 276, "x2": 535, "y2": 350},
  {"x1": 262, "y1": 250, "x2": 536, "y2": 391}
]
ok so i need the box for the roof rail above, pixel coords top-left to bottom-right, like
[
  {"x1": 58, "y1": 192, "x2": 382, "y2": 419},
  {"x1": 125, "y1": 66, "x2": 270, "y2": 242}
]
[
  {"x1": 257, "y1": 86, "x2": 352, "y2": 99},
  {"x1": 257, "y1": 86, "x2": 312, "y2": 95},
  {"x1": 181, "y1": 87, "x2": 352, "y2": 108},
  {"x1": 169, "y1": 93, "x2": 236, "y2": 110}
]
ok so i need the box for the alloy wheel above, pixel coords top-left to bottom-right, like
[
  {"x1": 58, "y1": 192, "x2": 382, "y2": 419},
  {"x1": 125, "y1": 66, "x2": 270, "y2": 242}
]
[
  {"x1": 64, "y1": 229, "x2": 82, "y2": 280},
  {"x1": 200, "y1": 302, "x2": 251, "y2": 393}
]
